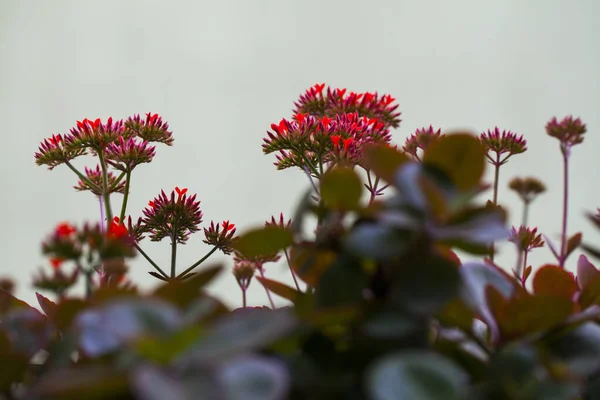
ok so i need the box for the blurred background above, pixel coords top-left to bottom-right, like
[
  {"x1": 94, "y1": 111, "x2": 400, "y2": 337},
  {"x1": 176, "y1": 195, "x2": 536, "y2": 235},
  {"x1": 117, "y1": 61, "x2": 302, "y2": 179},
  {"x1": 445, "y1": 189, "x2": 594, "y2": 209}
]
[{"x1": 1, "y1": 0, "x2": 599, "y2": 307}]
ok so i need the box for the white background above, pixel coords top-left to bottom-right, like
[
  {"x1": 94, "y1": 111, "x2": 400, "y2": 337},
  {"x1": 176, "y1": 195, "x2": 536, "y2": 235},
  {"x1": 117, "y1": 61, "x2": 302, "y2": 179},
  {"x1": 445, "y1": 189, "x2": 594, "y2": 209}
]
[{"x1": 1, "y1": 0, "x2": 599, "y2": 307}]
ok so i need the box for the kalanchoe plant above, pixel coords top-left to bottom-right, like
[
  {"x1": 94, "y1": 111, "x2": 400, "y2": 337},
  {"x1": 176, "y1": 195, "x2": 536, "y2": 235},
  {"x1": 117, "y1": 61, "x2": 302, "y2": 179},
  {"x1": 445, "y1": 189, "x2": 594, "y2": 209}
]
[{"x1": 14, "y1": 86, "x2": 600, "y2": 399}]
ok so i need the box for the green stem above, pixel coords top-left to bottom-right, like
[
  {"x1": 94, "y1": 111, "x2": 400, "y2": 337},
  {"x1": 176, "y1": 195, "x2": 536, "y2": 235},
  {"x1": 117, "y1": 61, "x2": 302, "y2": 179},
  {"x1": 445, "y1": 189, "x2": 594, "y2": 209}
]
[
  {"x1": 111, "y1": 171, "x2": 127, "y2": 191},
  {"x1": 134, "y1": 243, "x2": 169, "y2": 278},
  {"x1": 177, "y1": 246, "x2": 218, "y2": 279},
  {"x1": 490, "y1": 157, "x2": 501, "y2": 262},
  {"x1": 258, "y1": 264, "x2": 275, "y2": 308},
  {"x1": 65, "y1": 161, "x2": 102, "y2": 194},
  {"x1": 559, "y1": 150, "x2": 569, "y2": 268},
  {"x1": 97, "y1": 151, "x2": 113, "y2": 222},
  {"x1": 119, "y1": 170, "x2": 132, "y2": 222},
  {"x1": 170, "y1": 234, "x2": 178, "y2": 279},
  {"x1": 242, "y1": 288, "x2": 247, "y2": 308},
  {"x1": 284, "y1": 249, "x2": 300, "y2": 291}
]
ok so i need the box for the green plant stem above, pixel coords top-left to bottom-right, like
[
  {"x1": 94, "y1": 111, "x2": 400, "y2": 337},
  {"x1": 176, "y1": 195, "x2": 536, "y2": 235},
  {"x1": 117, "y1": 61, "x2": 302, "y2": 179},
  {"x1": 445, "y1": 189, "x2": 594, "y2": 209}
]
[
  {"x1": 258, "y1": 265, "x2": 276, "y2": 309},
  {"x1": 119, "y1": 170, "x2": 132, "y2": 222},
  {"x1": 283, "y1": 249, "x2": 300, "y2": 291},
  {"x1": 177, "y1": 246, "x2": 218, "y2": 279},
  {"x1": 134, "y1": 243, "x2": 169, "y2": 279},
  {"x1": 242, "y1": 287, "x2": 247, "y2": 308},
  {"x1": 97, "y1": 151, "x2": 113, "y2": 222},
  {"x1": 65, "y1": 160, "x2": 102, "y2": 194},
  {"x1": 559, "y1": 150, "x2": 569, "y2": 268},
  {"x1": 170, "y1": 235, "x2": 178, "y2": 279},
  {"x1": 515, "y1": 202, "x2": 531, "y2": 282},
  {"x1": 490, "y1": 156, "x2": 501, "y2": 262}
]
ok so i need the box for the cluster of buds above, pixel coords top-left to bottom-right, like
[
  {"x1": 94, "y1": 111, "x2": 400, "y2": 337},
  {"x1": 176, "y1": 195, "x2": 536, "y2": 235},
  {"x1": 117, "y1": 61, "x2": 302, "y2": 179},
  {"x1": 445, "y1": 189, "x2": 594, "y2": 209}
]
[
  {"x1": 233, "y1": 260, "x2": 256, "y2": 291},
  {"x1": 508, "y1": 226, "x2": 545, "y2": 253},
  {"x1": 545, "y1": 115, "x2": 586, "y2": 154},
  {"x1": 508, "y1": 177, "x2": 546, "y2": 205},
  {"x1": 203, "y1": 220, "x2": 237, "y2": 255},
  {"x1": 35, "y1": 112, "x2": 172, "y2": 172},
  {"x1": 293, "y1": 83, "x2": 401, "y2": 129},
  {"x1": 263, "y1": 112, "x2": 392, "y2": 173},
  {"x1": 402, "y1": 125, "x2": 444, "y2": 161},
  {"x1": 140, "y1": 187, "x2": 203, "y2": 244},
  {"x1": 479, "y1": 127, "x2": 527, "y2": 166},
  {"x1": 73, "y1": 165, "x2": 126, "y2": 196}
]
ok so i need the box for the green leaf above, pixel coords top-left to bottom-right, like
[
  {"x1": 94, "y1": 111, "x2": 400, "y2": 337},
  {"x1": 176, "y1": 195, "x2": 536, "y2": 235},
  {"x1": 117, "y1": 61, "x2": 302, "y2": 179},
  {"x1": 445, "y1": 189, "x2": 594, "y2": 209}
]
[
  {"x1": 423, "y1": 132, "x2": 486, "y2": 190},
  {"x1": 55, "y1": 299, "x2": 88, "y2": 331},
  {"x1": 566, "y1": 232, "x2": 582, "y2": 259},
  {"x1": 289, "y1": 243, "x2": 336, "y2": 286},
  {"x1": 256, "y1": 277, "x2": 304, "y2": 303},
  {"x1": 0, "y1": 289, "x2": 31, "y2": 315},
  {"x1": 175, "y1": 308, "x2": 296, "y2": 366},
  {"x1": 218, "y1": 355, "x2": 290, "y2": 400},
  {"x1": 36, "y1": 292, "x2": 57, "y2": 319},
  {"x1": 135, "y1": 325, "x2": 203, "y2": 364},
  {"x1": 0, "y1": 331, "x2": 29, "y2": 391},
  {"x1": 345, "y1": 223, "x2": 412, "y2": 261},
  {"x1": 154, "y1": 264, "x2": 223, "y2": 308},
  {"x1": 233, "y1": 226, "x2": 293, "y2": 259},
  {"x1": 30, "y1": 366, "x2": 130, "y2": 400},
  {"x1": 579, "y1": 273, "x2": 600, "y2": 309},
  {"x1": 320, "y1": 167, "x2": 363, "y2": 210},
  {"x1": 362, "y1": 144, "x2": 409, "y2": 184},
  {"x1": 315, "y1": 253, "x2": 369, "y2": 308},
  {"x1": 368, "y1": 351, "x2": 468, "y2": 400}
]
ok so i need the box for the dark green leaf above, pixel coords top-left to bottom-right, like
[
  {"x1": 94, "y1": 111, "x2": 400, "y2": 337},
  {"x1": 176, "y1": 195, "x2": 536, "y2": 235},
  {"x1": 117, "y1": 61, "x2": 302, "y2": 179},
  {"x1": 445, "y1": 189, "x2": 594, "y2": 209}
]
[
  {"x1": 368, "y1": 351, "x2": 468, "y2": 400},
  {"x1": 218, "y1": 355, "x2": 290, "y2": 400},
  {"x1": 362, "y1": 143, "x2": 409, "y2": 184},
  {"x1": 233, "y1": 226, "x2": 293, "y2": 259},
  {"x1": 320, "y1": 167, "x2": 363, "y2": 210},
  {"x1": 345, "y1": 223, "x2": 412, "y2": 261},
  {"x1": 154, "y1": 264, "x2": 223, "y2": 308}
]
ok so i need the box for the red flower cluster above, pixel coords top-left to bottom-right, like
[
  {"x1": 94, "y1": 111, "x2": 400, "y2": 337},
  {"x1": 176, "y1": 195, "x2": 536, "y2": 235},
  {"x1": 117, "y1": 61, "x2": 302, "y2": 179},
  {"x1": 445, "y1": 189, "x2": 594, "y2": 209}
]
[
  {"x1": 263, "y1": 112, "x2": 392, "y2": 173},
  {"x1": 124, "y1": 112, "x2": 174, "y2": 146},
  {"x1": 140, "y1": 187, "x2": 203, "y2": 244},
  {"x1": 293, "y1": 83, "x2": 401, "y2": 129},
  {"x1": 73, "y1": 165, "x2": 126, "y2": 196},
  {"x1": 105, "y1": 136, "x2": 156, "y2": 172},
  {"x1": 545, "y1": 115, "x2": 586, "y2": 148},
  {"x1": 203, "y1": 220, "x2": 237, "y2": 255},
  {"x1": 402, "y1": 125, "x2": 444, "y2": 160},
  {"x1": 479, "y1": 127, "x2": 527, "y2": 165}
]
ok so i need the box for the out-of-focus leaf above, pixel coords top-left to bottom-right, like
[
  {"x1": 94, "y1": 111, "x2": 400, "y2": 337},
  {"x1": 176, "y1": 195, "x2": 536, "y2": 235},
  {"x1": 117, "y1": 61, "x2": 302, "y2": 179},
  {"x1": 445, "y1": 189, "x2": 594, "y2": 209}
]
[
  {"x1": 392, "y1": 162, "x2": 428, "y2": 210},
  {"x1": 532, "y1": 264, "x2": 577, "y2": 299},
  {"x1": 436, "y1": 298, "x2": 476, "y2": 333},
  {"x1": 579, "y1": 273, "x2": 600, "y2": 309},
  {"x1": 0, "y1": 289, "x2": 31, "y2": 315},
  {"x1": 176, "y1": 307, "x2": 296, "y2": 367},
  {"x1": 91, "y1": 286, "x2": 138, "y2": 304},
  {"x1": 315, "y1": 253, "x2": 369, "y2": 308},
  {"x1": 368, "y1": 351, "x2": 468, "y2": 400},
  {"x1": 76, "y1": 298, "x2": 182, "y2": 357},
  {"x1": 422, "y1": 132, "x2": 485, "y2": 190},
  {"x1": 345, "y1": 223, "x2": 412, "y2": 261},
  {"x1": 494, "y1": 294, "x2": 574, "y2": 341},
  {"x1": 362, "y1": 311, "x2": 422, "y2": 340},
  {"x1": 289, "y1": 243, "x2": 336, "y2": 286},
  {"x1": 55, "y1": 298, "x2": 88, "y2": 331},
  {"x1": 154, "y1": 264, "x2": 223, "y2": 308},
  {"x1": 29, "y1": 366, "x2": 130, "y2": 400},
  {"x1": 134, "y1": 325, "x2": 203, "y2": 364},
  {"x1": 433, "y1": 334, "x2": 487, "y2": 382},
  {"x1": 362, "y1": 143, "x2": 409, "y2": 184},
  {"x1": 233, "y1": 226, "x2": 293, "y2": 259},
  {"x1": 388, "y1": 253, "x2": 461, "y2": 315},
  {"x1": 577, "y1": 254, "x2": 600, "y2": 290},
  {"x1": 459, "y1": 261, "x2": 517, "y2": 342},
  {"x1": 543, "y1": 322, "x2": 600, "y2": 376},
  {"x1": 0, "y1": 331, "x2": 29, "y2": 391},
  {"x1": 132, "y1": 364, "x2": 220, "y2": 400},
  {"x1": 183, "y1": 295, "x2": 229, "y2": 325},
  {"x1": 301, "y1": 306, "x2": 360, "y2": 328},
  {"x1": 320, "y1": 167, "x2": 362, "y2": 210},
  {"x1": 36, "y1": 292, "x2": 57, "y2": 319},
  {"x1": 566, "y1": 232, "x2": 582, "y2": 259},
  {"x1": 218, "y1": 355, "x2": 290, "y2": 400},
  {"x1": 256, "y1": 277, "x2": 304, "y2": 303},
  {"x1": 1, "y1": 307, "x2": 51, "y2": 357}
]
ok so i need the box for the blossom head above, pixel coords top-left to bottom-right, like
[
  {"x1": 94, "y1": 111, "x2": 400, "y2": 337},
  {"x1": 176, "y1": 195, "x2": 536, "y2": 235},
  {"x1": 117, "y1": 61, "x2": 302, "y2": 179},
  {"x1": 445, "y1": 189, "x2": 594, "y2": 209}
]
[
  {"x1": 141, "y1": 187, "x2": 203, "y2": 244},
  {"x1": 265, "y1": 213, "x2": 292, "y2": 230},
  {"x1": 73, "y1": 165, "x2": 126, "y2": 196},
  {"x1": 108, "y1": 217, "x2": 129, "y2": 239},
  {"x1": 105, "y1": 136, "x2": 156, "y2": 172},
  {"x1": 508, "y1": 177, "x2": 546, "y2": 204},
  {"x1": 233, "y1": 260, "x2": 256, "y2": 290},
  {"x1": 479, "y1": 128, "x2": 527, "y2": 164},
  {"x1": 203, "y1": 220, "x2": 237, "y2": 255},
  {"x1": 293, "y1": 83, "x2": 402, "y2": 129},
  {"x1": 124, "y1": 112, "x2": 174, "y2": 146},
  {"x1": 33, "y1": 267, "x2": 79, "y2": 295},
  {"x1": 508, "y1": 226, "x2": 545, "y2": 253},
  {"x1": 545, "y1": 115, "x2": 586, "y2": 149},
  {"x1": 35, "y1": 133, "x2": 86, "y2": 170},
  {"x1": 66, "y1": 117, "x2": 124, "y2": 153},
  {"x1": 402, "y1": 125, "x2": 444, "y2": 160}
]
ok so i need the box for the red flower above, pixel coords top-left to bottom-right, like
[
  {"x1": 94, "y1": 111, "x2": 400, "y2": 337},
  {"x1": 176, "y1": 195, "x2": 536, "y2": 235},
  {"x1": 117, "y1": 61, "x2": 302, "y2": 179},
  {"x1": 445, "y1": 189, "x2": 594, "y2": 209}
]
[
  {"x1": 175, "y1": 186, "x2": 188, "y2": 200},
  {"x1": 343, "y1": 137, "x2": 354, "y2": 151},
  {"x1": 314, "y1": 83, "x2": 325, "y2": 95},
  {"x1": 294, "y1": 113, "x2": 306, "y2": 124},
  {"x1": 322, "y1": 116, "x2": 332, "y2": 129},
  {"x1": 55, "y1": 223, "x2": 76, "y2": 238},
  {"x1": 49, "y1": 257, "x2": 64, "y2": 270},
  {"x1": 331, "y1": 135, "x2": 341, "y2": 147},
  {"x1": 148, "y1": 201, "x2": 155, "y2": 208},
  {"x1": 108, "y1": 217, "x2": 128, "y2": 239},
  {"x1": 336, "y1": 88, "x2": 347, "y2": 98},
  {"x1": 222, "y1": 220, "x2": 235, "y2": 232}
]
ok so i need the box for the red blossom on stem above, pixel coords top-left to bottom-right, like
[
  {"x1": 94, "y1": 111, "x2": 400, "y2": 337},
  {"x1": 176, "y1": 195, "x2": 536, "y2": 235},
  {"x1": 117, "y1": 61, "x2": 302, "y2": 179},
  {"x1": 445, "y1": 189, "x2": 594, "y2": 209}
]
[
  {"x1": 203, "y1": 220, "x2": 237, "y2": 255},
  {"x1": 545, "y1": 115, "x2": 586, "y2": 150},
  {"x1": 479, "y1": 128, "x2": 527, "y2": 166},
  {"x1": 402, "y1": 125, "x2": 444, "y2": 161},
  {"x1": 108, "y1": 217, "x2": 128, "y2": 239},
  {"x1": 105, "y1": 136, "x2": 156, "y2": 172},
  {"x1": 35, "y1": 133, "x2": 86, "y2": 170},
  {"x1": 73, "y1": 165, "x2": 126, "y2": 196},
  {"x1": 66, "y1": 117, "x2": 124, "y2": 152},
  {"x1": 124, "y1": 112, "x2": 174, "y2": 146}
]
